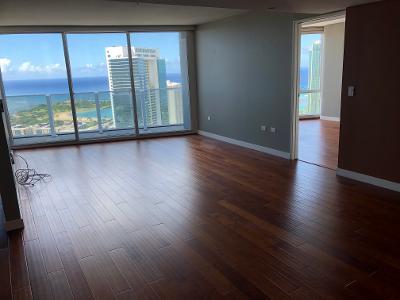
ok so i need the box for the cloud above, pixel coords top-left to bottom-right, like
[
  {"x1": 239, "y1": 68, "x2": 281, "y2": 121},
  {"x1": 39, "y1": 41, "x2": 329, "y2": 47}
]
[
  {"x1": 19, "y1": 62, "x2": 40, "y2": 72},
  {"x1": 75, "y1": 63, "x2": 107, "y2": 76},
  {"x1": 0, "y1": 58, "x2": 12, "y2": 72},
  {"x1": 18, "y1": 61, "x2": 64, "y2": 73}
]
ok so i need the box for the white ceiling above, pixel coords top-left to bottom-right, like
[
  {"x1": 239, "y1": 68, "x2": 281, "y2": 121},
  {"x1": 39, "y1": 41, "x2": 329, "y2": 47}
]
[{"x1": 0, "y1": 0, "x2": 378, "y2": 26}]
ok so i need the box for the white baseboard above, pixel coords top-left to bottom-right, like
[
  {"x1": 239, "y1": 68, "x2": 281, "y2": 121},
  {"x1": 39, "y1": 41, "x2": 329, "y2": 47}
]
[
  {"x1": 337, "y1": 168, "x2": 400, "y2": 192},
  {"x1": 5, "y1": 218, "x2": 24, "y2": 232},
  {"x1": 198, "y1": 130, "x2": 290, "y2": 159},
  {"x1": 320, "y1": 116, "x2": 340, "y2": 122}
]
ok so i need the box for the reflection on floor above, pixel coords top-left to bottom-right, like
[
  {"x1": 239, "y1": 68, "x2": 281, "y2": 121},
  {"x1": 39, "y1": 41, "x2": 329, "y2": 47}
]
[
  {"x1": 299, "y1": 119, "x2": 340, "y2": 169},
  {"x1": 12, "y1": 125, "x2": 186, "y2": 147}
]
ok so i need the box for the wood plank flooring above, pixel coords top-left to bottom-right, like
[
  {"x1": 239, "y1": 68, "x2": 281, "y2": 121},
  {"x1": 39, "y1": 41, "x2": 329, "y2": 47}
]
[
  {"x1": 0, "y1": 201, "x2": 12, "y2": 299},
  {"x1": 3, "y1": 135, "x2": 400, "y2": 299},
  {"x1": 299, "y1": 119, "x2": 340, "y2": 169}
]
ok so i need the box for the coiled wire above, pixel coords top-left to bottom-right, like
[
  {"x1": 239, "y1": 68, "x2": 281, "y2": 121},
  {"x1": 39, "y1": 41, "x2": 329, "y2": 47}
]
[{"x1": 14, "y1": 154, "x2": 51, "y2": 186}]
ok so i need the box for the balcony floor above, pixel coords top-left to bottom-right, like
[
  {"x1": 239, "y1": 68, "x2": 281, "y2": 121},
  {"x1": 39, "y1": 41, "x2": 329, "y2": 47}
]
[{"x1": 12, "y1": 125, "x2": 186, "y2": 147}]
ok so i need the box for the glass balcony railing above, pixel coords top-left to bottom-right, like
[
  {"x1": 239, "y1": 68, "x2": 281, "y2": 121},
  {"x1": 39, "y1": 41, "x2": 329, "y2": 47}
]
[
  {"x1": 5, "y1": 87, "x2": 185, "y2": 140},
  {"x1": 299, "y1": 90, "x2": 321, "y2": 117},
  {"x1": 7, "y1": 94, "x2": 52, "y2": 137},
  {"x1": 135, "y1": 87, "x2": 184, "y2": 130}
]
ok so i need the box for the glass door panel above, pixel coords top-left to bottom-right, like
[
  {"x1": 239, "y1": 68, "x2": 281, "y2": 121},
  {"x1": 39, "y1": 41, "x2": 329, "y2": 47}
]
[
  {"x1": 66, "y1": 33, "x2": 136, "y2": 140},
  {"x1": 129, "y1": 32, "x2": 191, "y2": 135},
  {"x1": 0, "y1": 33, "x2": 75, "y2": 146},
  {"x1": 299, "y1": 33, "x2": 322, "y2": 117}
]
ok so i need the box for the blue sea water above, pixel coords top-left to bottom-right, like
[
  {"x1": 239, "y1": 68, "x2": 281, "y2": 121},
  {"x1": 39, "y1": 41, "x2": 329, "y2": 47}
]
[
  {"x1": 4, "y1": 74, "x2": 182, "y2": 114},
  {"x1": 3, "y1": 74, "x2": 182, "y2": 96},
  {"x1": 4, "y1": 71, "x2": 306, "y2": 115}
]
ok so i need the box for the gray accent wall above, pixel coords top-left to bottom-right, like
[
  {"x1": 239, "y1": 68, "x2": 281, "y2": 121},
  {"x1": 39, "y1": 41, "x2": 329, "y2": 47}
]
[
  {"x1": 321, "y1": 22, "x2": 345, "y2": 119},
  {"x1": 196, "y1": 11, "x2": 305, "y2": 153}
]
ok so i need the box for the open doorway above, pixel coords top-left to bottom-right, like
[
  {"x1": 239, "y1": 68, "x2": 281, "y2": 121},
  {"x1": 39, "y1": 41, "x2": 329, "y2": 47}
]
[{"x1": 293, "y1": 13, "x2": 345, "y2": 169}]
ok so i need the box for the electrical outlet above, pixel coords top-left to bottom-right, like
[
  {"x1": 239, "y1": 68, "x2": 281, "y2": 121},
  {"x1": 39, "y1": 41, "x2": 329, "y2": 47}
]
[
  {"x1": 260, "y1": 125, "x2": 267, "y2": 132},
  {"x1": 270, "y1": 127, "x2": 276, "y2": 133},
  {"x1": 207, "y1": 116, "x2": 211, "y2": 121}
]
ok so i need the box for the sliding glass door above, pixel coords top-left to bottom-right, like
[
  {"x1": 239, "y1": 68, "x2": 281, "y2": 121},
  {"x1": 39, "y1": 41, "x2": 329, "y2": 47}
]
[
  {"x1": 0, "y1": 34, "x2": 75, "y2": 146},
  {"x1": 130, "y1": 32, "x2": 191, "y2": 134},
  {"x1": 299, "y1": 33, "x2": 323, "y2": 117},
  {"x1": 66, "y1": 33, "x2": 136, "y2": 140},
  {"x1": 0, "y1": 30, "x2": 192, "y2": 147}
]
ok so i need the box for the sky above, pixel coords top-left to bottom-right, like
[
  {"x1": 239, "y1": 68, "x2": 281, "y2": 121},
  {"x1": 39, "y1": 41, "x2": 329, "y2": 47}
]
[
  {"x1": 0, "y1": 32, "x2": 181, "y2": 81},
  {"x1": 0, "y1": 32, "x2": 320, "y2": 81},
  {"x1": 300, "y1": 33, "x2": 322, "y2": 69}
]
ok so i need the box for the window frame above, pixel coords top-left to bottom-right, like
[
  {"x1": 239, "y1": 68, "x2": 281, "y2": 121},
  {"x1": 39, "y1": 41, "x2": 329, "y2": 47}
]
[{"x1": 0, "y1": 26, "x2": 197, "y2": 149}]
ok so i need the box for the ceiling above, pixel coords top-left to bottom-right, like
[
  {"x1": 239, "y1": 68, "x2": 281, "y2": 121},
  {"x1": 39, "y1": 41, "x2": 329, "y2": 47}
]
[
  {"x1": 0, "y1": 0, "x2": 243, "y2": 26},
  {"x1": 109, "y1": 0, "x2": 379, "y2": 14},
  {"x1": 0, "y1": 0, "x2": 379, "y2": 26}
]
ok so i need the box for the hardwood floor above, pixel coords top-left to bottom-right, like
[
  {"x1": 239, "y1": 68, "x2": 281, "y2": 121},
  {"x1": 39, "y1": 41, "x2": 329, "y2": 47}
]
[
  {"x1": 0, "y1": 201, "x2": 11, "y2": 299},
  {"x1": 3, "y1": 135, "x2": 400, "y2": 299},
  {"x1": 299, "y1": 119, "x2": 340, "y2": 169}
]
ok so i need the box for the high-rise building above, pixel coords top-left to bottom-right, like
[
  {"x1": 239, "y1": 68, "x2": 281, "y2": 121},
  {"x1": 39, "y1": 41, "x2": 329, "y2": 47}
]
[
  {"x1": 166, "y1": 80, "x2": 183, "y2": 124},
  {"x1": 307, "y1": 40, "x2": 321, "y2": 114},
  {"x1": 105, "y1": 47, "x2": 133, "y2": 129},
  {"x1": 105, "y1": 46, "x2": 168, "y2": 129}
]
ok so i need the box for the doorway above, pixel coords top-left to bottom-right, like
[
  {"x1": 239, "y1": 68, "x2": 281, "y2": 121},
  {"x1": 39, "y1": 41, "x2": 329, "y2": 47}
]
[{"x1": 292, "y1": 13, "x2": 345, "y2": 170}]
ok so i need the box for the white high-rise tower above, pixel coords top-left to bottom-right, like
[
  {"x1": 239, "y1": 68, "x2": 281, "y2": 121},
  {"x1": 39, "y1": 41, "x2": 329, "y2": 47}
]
[{"x1": 105, "y1": 46, "x2": 167, "y2": 128}]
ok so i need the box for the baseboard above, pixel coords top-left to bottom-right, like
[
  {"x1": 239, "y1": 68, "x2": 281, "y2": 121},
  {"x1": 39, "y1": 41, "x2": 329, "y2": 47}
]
[
  {"x1": 198, "y1": 130, "x2": 290, "y2": 159},
  {"x1": 320, "y1": 116, "x2": 340, "y2": 122},
  {"x1": 5, "y1": 218, "x2": 24, "y2": 232},
  {"x1": 299, "y1": 115, "x2": 320, "y2": 120},
  {"x1": 337, "y1": 168, "x2": 400, "y2": 192}
]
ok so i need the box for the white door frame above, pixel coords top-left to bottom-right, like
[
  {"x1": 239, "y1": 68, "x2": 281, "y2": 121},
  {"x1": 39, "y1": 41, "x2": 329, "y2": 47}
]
[{"x1": 290, "y1": 11, "x2": 346, "y2": 160}]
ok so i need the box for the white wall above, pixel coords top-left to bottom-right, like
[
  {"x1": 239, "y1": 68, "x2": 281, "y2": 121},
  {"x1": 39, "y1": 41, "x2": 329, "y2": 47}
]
[{"x1": 321, "y1": 22, "x2": 345, "y2": 120}]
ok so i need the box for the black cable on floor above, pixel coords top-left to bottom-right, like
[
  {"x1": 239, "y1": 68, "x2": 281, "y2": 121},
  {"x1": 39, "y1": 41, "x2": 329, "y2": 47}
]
[{"x1": 14, "y1": 154, "x2": 51, "y2": 187}]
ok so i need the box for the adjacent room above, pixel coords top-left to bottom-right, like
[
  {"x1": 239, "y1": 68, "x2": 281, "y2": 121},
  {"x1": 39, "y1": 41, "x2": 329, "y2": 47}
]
[
  {"x1": 1, "y1": 0, "x2": 400, "y2": 299},
  {"x1": 297, "y1": 14, "x2": 345, "y2": 169}
]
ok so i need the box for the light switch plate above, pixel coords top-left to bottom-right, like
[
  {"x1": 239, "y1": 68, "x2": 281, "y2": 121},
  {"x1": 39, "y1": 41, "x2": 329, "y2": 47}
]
[{"x1": 348, "y1": 86, "x2": 355, "y2": 97}]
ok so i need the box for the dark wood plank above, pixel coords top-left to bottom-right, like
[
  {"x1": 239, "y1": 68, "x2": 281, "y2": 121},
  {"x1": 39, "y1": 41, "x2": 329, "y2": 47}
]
[
  {"x1": 0, "y1": 248, "x2": 12, "y2": 299},
  {"x1": 6, "y1": 135, "x2": 400, "y2": 299},
  {"x1": 299, "y1": 119, "x2": 339, "y2": 169},
  {"x1": 9, "y1": 231, "x2": 31, "y2": 294}
]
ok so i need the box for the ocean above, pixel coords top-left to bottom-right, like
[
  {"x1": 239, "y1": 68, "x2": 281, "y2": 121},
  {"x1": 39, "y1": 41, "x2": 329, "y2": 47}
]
[
  {"x1": 4, "y1": 71, "x2": 308, "y2": 114},
  {"x1": 4, "y1": 74, "x2": 182, "y2": 114},
  {"x1": 3, "y1": 74, "x2": 182, "y2": 96}
]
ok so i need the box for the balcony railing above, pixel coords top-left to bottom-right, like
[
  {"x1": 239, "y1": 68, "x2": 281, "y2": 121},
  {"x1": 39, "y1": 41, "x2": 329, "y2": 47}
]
[
  {"x1": 299, "y1": 89, "x2": 321, "y2": 117},
  {"x1": 6, "y1": 88, "x2": 184, "y2": 139}
]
